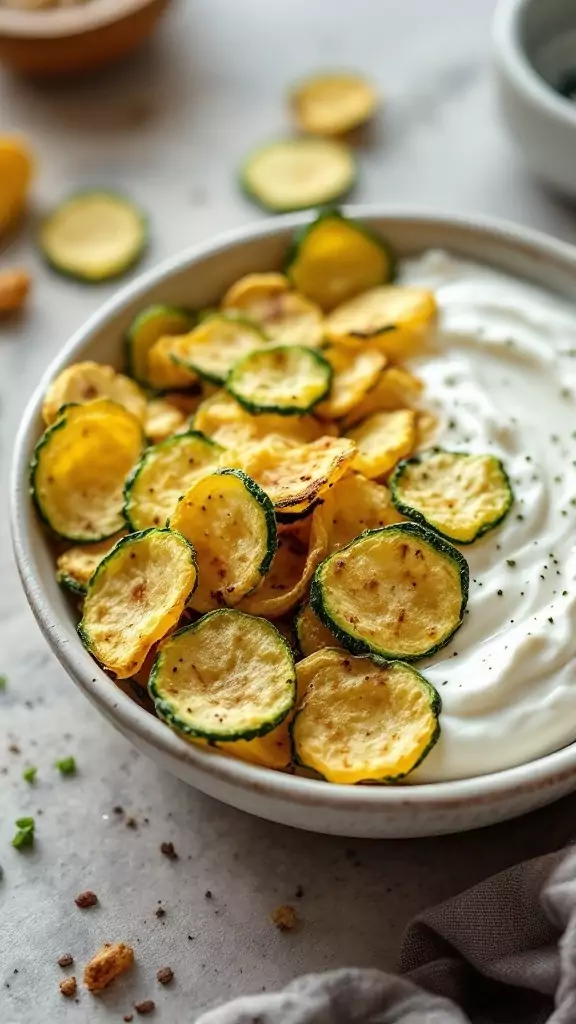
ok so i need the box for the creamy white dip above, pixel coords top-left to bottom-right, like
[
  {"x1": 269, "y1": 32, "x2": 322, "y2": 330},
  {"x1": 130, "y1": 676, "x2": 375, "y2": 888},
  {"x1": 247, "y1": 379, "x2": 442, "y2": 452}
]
[{"x1": 398, "y1": 251, "x2": 576, "y2": 783}]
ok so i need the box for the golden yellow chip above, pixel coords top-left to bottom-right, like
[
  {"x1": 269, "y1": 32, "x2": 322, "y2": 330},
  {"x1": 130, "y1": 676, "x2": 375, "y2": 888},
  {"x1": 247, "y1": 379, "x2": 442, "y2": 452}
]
[
  {"x1": 328, "y1": 472, "x2": 403, "y2": 550},
  {"x1": 291, "y1": 73, "x2": 379, "y2": 136},
  {"x1": 42, "y1": 362, "x2": 147, "y2": 426},
  {"x1": 325, "y1": 285, "x2": 437, "y2": 358},
  {"x1": 340, "y1": 366, "x2": 423, "y2": 428},
  {"x1": 0, "y1": 135, "x2": 33, "y2": 234},
  {"x1": 347, "y1": 409, "x2": 416, "y2": 478},
  {"x1": 295, "y1": 602, "x2": 337, "y2": 658},
  {"x1": 194, "y1": 389, "x2": 331, "y2": 449},
  {"x1": 315, "y1": 346, "x2": 386, "y2": 419},
  {"x1": 144, "y1": 398, "x2": 188, "y2": 443},
  {"x1": 223, "y1": 273, "x2": 324, "y2": 348},
  {"x1": 222, "y1": 272, "x2": 289, "y2": 310},
  {"x1": 147, "y1": 335, "x2": 198, "y2": 391},
  {"x1": 56, "y1": 534, "x2": 127, "y2": 595}
]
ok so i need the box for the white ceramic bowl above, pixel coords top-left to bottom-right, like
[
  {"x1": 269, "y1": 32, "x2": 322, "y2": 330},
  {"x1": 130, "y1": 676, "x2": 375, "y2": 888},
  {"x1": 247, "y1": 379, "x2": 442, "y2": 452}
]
[
  {"x1": 12, "y1": 207, "x2": 576, "y2": 838},
  {"x1": 493, "y1": 0, "x2": 576, "y2": 197}
]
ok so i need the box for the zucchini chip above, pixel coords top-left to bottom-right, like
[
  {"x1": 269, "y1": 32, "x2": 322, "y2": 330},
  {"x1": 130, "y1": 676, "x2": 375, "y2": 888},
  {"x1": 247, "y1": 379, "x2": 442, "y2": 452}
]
[
  {"x1": 329, "y1": 473, "x2": 403, "y2": 550},
  {"x1": 223, "y1": 274, "x2": 324, "y2": 349},
  {"x1": 194, "y1": 389, "x2": 330, "y2": 449},
  {"x1": 295, "y1": 602, "x2": 337, "y2": 658},
  {"x1": 340, "y1": 365, "x2": 423, "y2": 429},
  {"x1": 42, "y1": 362, "x2": 146, "y2": 426},
  {"x1": 223, "y1": 435, "x2": 356, "y2": 512},
  {"x1": 238, "y1": 497, "x2": 332, "y2": 618},
  {"x1": 144, "y1": 397, "x2": 189, "y2": 444},
  {"x1": 227, "y1": 345, "x2": 332, "y2": 416},
  {"x1": 290, "y1": 74, "x2": 379, "y2": 137},
  {"x1": 123, "y1": 431, "x2": 223, "y2": 532},
  {"x1": 147, "y1": 336, "x2": 198, "y2": 391},
  {"x1": 347, "y1": 409, "x2": 416, "y2": 478},
  {"x1": 126, "y1": 304, "x2": 195, "y2": 385},
  {"x1": 31, "y1": 399, "x2": 145, "y2": 543},
  {"x1": 291, "y1": 649, "x2": 441, "y2": 784},
  {"x1": 56, "y1": 534, "x2": 126, "y2": 596},
  {"x1": 0, "y1": 134, "x2": 33, "y2": 234},
  {"x1": 39, "y1": 192, "x2": 146, "y2": 282},
  {"x1": 285, "y1": 210, "x2": 394, "y2": 311},
  {"x1": 170, "y1": 315, "x2": 268, "y2": 385},
  {"x1": 170, "y1": 469, "x2": 277, "y2": 613},
  {"x1": 241, "y1": 138, "x2": 356, "y2": 212},
  {"x1": 390, "y1": 449, "x2": 514, "y2": 544},
  {"x1": 315, "y1": 346, "x2": 386, "y2": 420},
  {"x1": 325, "y1": 285, "x2": 437, "y2": 358},
  {"x1": 78, "y1": 528, "x2": 198, "y2": 679},
  {"x1": 310, "y1": 522, "x2": 469, "y2": 661},
  {"x1": 149, "y1": 610, "x2": 296, "y2": 742}
]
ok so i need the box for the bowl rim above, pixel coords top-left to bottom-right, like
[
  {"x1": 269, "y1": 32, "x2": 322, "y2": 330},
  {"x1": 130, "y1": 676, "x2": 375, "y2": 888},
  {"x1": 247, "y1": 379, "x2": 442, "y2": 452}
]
[
  {"x1": 12, "y1": 204, "x2": 576, "y2": 814},
  {"x1": 0, "y1": 0, "x2": 163, "y2": 39},
  {"x1": 493, "y1": 0, "x2": 576, "y2": 128}
]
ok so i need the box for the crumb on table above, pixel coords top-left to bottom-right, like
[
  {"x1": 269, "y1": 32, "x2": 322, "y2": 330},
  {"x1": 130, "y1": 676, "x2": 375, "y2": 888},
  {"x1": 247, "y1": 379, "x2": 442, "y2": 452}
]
[
  {"x1": 57, "y1": 953, "x2": 74, "y2": 968},
  {"x1": 59, "y1": 976, "x2": 77, "y2": 998},
  {"x1": 271, "y1": 904, "x2": 299, "y2": 931},
  {"x1": 74, "y1": 890, "x2": 98, "y2": 909},
  {"x1": 134, "y1": 999, "x2": 155, "y2": 1015},
  {"x1": 83, "y1": 942, "x2": 134, "y2": 992},
  {"x1": 156, "y1": 966, "x2": 173, "y2": 985}
]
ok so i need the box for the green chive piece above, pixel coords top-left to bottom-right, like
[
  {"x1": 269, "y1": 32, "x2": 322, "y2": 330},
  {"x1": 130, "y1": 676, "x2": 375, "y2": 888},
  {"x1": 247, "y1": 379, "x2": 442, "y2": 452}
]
[
  {"x1": 22, "y1": 766, "x2": 37, "y2": 784},
  {"x1": 0, "y1": 675, "x2": 7, "y2": 690},
  {"x1": 55, "y1": 756, "x2": 76, "y2": 776},
  {"x1": 12, "y1": 817, "x2": 35, "y2": 850}
]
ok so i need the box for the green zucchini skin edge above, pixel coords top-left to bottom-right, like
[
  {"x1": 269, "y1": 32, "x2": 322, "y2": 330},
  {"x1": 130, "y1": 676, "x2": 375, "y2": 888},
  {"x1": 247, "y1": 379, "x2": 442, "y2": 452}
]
[
  {"x1": 39, "y1": 191, "x2": 148, "y2": 284},
  {"x1": 284, "y1": 207, "x2": 397, "y2": 286},
  {"x1": 276, "y1": 499, "x2": 321, "y2": 525},
  {"x1": 309, "y1": 522, "x2": 470, "y2": 662},
  {"x1": 289, "y1": 654, "x2": 442, "y2": 782},
  {"x1": 125, "y1": 303, "x2": 196, "y2": 386},
  {"x1": 239, "y1": 144, "x2": 357, "y2": 213},
  {"x1": 77, "y1": 527, "x2": 199, "y2": 656},
  {"x1": 213, "y1": 467, "x2": 278, "y2": 581},
  {"x1": 148, "y1": 609, "x2": 297, "y2": 742},
  {"x1": 389, "y1": 448, "x2": 514, "y2": 545},
  {"x1": 170, "y1": 313, "x2": 268, "y2": 386},
  {"x1": 56, "y1": 571, "x2": 87, "y2": 597},
  {"x1": 226, "y1": 345, "x2": 333, "y2": 416},
  {"x1": 122, "y1": 429, "x2": 223, "y2": 532}
]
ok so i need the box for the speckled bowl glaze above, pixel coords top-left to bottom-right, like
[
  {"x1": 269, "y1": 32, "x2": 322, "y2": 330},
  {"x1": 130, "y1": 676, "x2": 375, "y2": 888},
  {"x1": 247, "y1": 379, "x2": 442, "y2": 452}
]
[{"x1": 12, "y1": 208, "x2": 576, "y2": 838}]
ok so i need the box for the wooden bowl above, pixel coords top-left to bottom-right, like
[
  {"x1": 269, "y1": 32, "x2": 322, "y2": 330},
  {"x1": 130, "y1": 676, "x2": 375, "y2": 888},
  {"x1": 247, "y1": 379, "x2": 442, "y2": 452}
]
[{"x1": 0, "y1": 0, "x2": 172, "y2": 77}]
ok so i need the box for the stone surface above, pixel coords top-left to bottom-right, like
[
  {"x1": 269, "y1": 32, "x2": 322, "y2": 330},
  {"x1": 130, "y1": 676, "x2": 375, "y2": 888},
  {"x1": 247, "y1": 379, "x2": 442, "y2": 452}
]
[{"x1": 2, "y1": 1, "x2": 576, "y2": 1021}]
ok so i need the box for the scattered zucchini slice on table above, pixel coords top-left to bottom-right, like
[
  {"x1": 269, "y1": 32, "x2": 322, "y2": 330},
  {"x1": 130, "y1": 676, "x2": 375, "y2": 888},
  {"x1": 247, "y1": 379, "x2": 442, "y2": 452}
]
[
  {"x1": 123, "y1": 430, "x2": 223, "y2": 532},
  {"x1": 170, "y1": 314, "x2": 268, "y2": 384},
  {"x1": 30, "y1": 399, "x2": 145, "y2": 543},
  {"x1": 78, "y1": 528, "x2": 198, "y2": 679},
  {"x1": 227, "y1": 345, "x2": 332, "y2": 415},
  {"x1": 56, "y1": 535, "x2": 126, "y2": 597},
  {"x1": 149, "y1": 609, "x2": 296, "y2": 742},
  {"x1": 347, "y1": 409, "x2": 416, "y2": 478},
  {"x1": 42, "y1": 361, "x2": 147, "y2": 426},
  {"x1": 39, "y1": 192, "x2": 147, "y2": 282},
  {"x1": 241, "y1": 138, "x2": 356, "y2": 212},
  {"x1": 170, "y1": 468, "x2": 277, "y2": 612},
  {"x1": 285, "y1": 209, "x2": 394, "y2": 311},
  {"x1": 310, "y1": 522, "x2": 469, "y2": 661},
  {"x1": 290, "y1": 74, "x2": 379, "y2": 137},
  {"x1": 126, "y1": 304, "x2": 195, "y2": 386},
  {"x1": 295, "y1": 602, "x2": 337, "y2": 658},
  {"x1": 326, "y1": 285, "x2": 437, "y2": 358},
  {"x1": 390, "y1": 448, "x2": 514, "y2": 544},
  {"x1": 291, "y1": 649, "x2": 441, "y2": 784}
]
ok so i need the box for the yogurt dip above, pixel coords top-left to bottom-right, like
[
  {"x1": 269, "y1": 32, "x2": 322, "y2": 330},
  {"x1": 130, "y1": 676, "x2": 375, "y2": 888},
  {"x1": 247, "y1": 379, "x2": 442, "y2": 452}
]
[{"x1": 399, "y1": 250, "x2": 576, "y2": 783}]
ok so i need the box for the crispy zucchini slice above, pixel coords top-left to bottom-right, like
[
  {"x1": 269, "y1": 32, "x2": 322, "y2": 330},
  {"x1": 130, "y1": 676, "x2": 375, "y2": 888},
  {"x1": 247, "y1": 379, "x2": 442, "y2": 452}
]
[
  {"x1": 340, "y1": 366, "x2": 423, "y2": 429},
  {"x1": 149, "y1": 610, "x2": 296, "y2": 742},
  {"x1": 290, "y1": 74, "x2": 379, "y2": 137},
  {"x1": 227, "y1": 345, "x2": 332, "y2": 416},
  {"x1": 170, "y1": 315, "x2": 268, "y2": 385},
  {"x1": 193, "y1": 389, "x2": 330, "y2": 448},
  {"x1": 291, "y1": 649, "x2": 441, "y2": 783},
  {"x1": 315, "y1": 346, "x2": 386, "y2": 420},
  {"x1": 126, "y1": 304, "x2": 195, "y2": 385},
  {"x1": 238, "y1": 497, "x2": 332, "y2": 618},
  {"x1": 223, "y1": 435, "x2": 356, "y2": 512},
  {"x1": 0, "y1": 134, "x2": 33, "y2": 234},
  {"x1": 42, "y1": 362, "x2": 147, "y2": 426},
  {"x1": 223, "y1": 274, "x2": 324, "y2": 349},
  {"x1": 78, "y1": 528, "x2": 198, "y2": 678},
  {"x1": 347, "y1": 409, "x2": 416, "y2": 478},
  {"x1": 144, "y1": 397, "x2": 189, "y2": 443},
  {"x1": 390, "y1": 449, "x2": 514, "y2": 544},
  {"x1": 325, "y1": 285, "x2": 437, "y2": 358},
  {"x1": 31, "y1": 399, "x2": 145, "y2": 543},
  {"x1": 329, "y1": 473, "x2": 403, "y2": 550},
  {"x1": 39, "y1": 192, "x2": 146, "y2": 282},
  {"x1": 170, "y1": 469, "x2": 277, "y2": 613},
  {"x1": 295, "y1": 602, "x2": 337, "y2": 658},
  {"x1": 285, "y1": 210, "x2": 394, "y2": 311},
  {"x1": 310, "y1": 523, "x2": 469, "y2": 661},
  {"x1": 147, "y1": 335, "x2": 198, "y2": 391},
  {"x1": 241, "y1": 138, "x2": 356, "y2": 212},
  {"x1": 123, "y1": 430, "x2": 223, "y2": 532},
  {"x1": 56, "y1": 534, "x2": 126, "y2": 596}
]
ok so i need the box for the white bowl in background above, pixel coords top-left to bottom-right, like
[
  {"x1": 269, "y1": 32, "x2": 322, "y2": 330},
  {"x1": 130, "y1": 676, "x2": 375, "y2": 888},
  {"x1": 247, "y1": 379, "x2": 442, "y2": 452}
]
[
  {"x1": 493, "y1": 0, "x2": 576, "y2": 197},
  {"x1": 11, "y1": 208, "x2": 576, "y2": 838}
]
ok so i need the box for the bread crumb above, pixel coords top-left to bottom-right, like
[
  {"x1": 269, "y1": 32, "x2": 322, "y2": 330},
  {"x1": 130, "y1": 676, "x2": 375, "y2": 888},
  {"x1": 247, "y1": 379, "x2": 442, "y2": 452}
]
[
  {"x1": 156, "y1": 966, "x2": 173, "y2": 985},
  {"x1": 75, "y1": 890, "x2": 98, "y2": 908},
  {"x1": 57, "y1": 953, "x2": 74, "y2": 968},
  {"x1": 83, "y1": 942, "x2": 134, "y2": 992},
  {"x1": 0, "y1": 269, "x2": 30, "y2": 314},
  {"x1": 160, "y1": 841, "x2": 178, "y2": 860},
  {"x1": 59, "y1": 976, "x2": 77, "y2": 998},
  {"x1": 134, "y1": 999, "x2": 155, "y2": 1015},
  {"x1": 123, "y1": 1016, "x2": 133, "y2": 1022},
  {"x1": 271, "y1": 904, "x2": 299, "y2": 931}
]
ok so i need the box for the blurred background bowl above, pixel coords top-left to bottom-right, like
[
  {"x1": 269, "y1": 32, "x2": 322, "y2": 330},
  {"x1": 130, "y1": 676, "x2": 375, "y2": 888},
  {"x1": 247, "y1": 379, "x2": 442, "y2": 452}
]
[
  {"x1": 0, "y1": 0, "x2": 172, "y2": 78},
  {"x1": 493, "y1": 0, "x2": 576, "y2": 198}
]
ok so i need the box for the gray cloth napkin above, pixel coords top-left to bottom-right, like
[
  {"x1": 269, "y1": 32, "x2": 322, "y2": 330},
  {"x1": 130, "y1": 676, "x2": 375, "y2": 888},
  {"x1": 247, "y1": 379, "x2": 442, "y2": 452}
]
[{"x1": 197, "y1": 846, "x2": 576, "y2": 1024}]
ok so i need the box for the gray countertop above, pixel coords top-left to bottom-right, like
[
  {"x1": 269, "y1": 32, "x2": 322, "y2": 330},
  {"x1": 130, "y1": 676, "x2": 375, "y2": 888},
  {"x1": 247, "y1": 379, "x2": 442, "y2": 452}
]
[{"x1": 2, "y1": 1, "x2": 576, "y2": 1021}]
